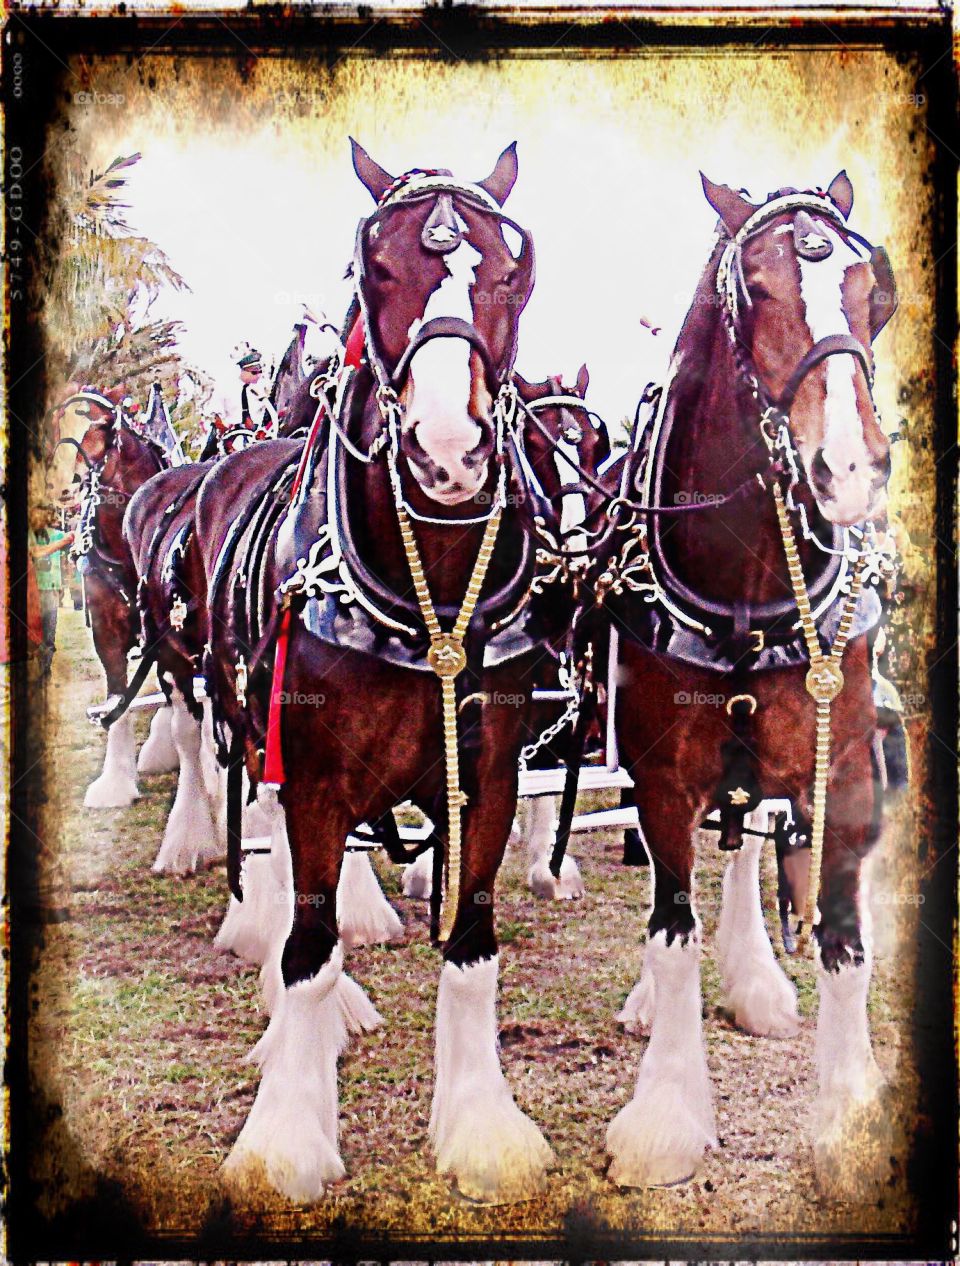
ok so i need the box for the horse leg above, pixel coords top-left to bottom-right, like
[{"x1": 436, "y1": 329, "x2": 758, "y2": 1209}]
[
  {"x1": 223, "y1": 777, "x2": 380, "y2": 1201},
  {"x1": 810, "y1": 726, "x2": 890, "y2": 1201},
  {"x1": 151, "y1": 686, "x2": 221, "y2": 875},
  {"x1": 84, "y1": 711, "x2": 140, "y2": 808},
  {"x1": 525, "y1": 795, "x2": 585, "y2": 901},
  {"x1": 715, "y1": 805, "x2": 799, "y2": 1037},
  {"x1": 137, "y1": 703, "x2": 179, "y2": 775},
  {"x1": 336, "y1": 848, "x2": 403, "y2": 948},
  {"x1": 606, "y1": 783, "x2": 716, "y2": 1187},
  {"x1": 84, "y1": 580, "x2": 141, "y2": 807},
  {"x1": 401, "y1": 846, "x2": 434, "y2": 899},
  {"x1": 216, "y1": 786, "x2": 293, "y2": 979},
  {"x1": 429, "y1": 721, "x2": 553, "y2": 1203}
]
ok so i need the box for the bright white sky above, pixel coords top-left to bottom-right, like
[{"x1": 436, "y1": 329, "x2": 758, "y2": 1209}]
[{"x1": 77, "y1": 49, "x2": 910, "y2": 431}]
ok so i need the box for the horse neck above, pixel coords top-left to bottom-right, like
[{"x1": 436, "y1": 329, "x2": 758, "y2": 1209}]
[
  {"x1": 656, "y1": 255, "x2": 794, "y2": 608},
  {"x1": 97, "y1": 434, "x2": 166, "y2": 544}
]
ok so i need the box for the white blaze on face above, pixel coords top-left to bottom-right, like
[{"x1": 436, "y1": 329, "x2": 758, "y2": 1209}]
[
  {"x1": 555, "y1": 430, "x2": 586, "y2": 535},
  {"x1": 404, "y1": 220, "x2": 488, "y2": 501},
  {"x1": 792, "y1": 221, "x2": 875, "y2": 517}
]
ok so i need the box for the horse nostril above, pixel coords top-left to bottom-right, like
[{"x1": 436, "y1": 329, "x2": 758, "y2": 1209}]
[{"x1": 810, "y1": 448, "x2": 833, "y2": 493}]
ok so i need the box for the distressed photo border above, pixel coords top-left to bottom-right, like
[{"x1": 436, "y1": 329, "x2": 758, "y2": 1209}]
[{"x1": 3, "y1": 6, "x2": 957, "y2": 1259}]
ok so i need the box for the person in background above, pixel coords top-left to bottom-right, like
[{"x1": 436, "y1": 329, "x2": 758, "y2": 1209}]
[
  {"x1": 28, "y1": 504, "x2": 74, "y2": 676},
  {"x1": 234, "y1": 343, "x2": 279, "y2": 440}
]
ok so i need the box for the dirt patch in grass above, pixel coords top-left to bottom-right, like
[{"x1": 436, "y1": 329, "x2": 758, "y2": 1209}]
[{"x1": 24, "y1": 609, "x2": 924, "y2": 1249}]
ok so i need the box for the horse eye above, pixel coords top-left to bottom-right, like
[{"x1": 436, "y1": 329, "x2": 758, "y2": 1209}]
[
  {"x1": 369, "y1": 257, "x2": 396, "y2": 285},
  {"x1": 747, "y1": 278, "x2": 773, "y2": 302}
]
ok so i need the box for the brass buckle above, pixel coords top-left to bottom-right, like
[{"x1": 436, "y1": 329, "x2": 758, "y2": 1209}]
[{"x1": 427, "y1": 633, "x2": 466, "y2": 679}]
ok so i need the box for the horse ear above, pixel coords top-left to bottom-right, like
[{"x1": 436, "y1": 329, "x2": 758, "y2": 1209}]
[
  {"x1": 827, "y1": 169, "x2": 854, "y2": 218},
  {"x1": 350, "y1": 138, "x2": 394, "y2": 203},
  {"x1": 477, "y1": 142, "x2": 518, "y2": 205},
  {"x1": 869, "y1": 245, "x2": 898, "y2": 339},
  {"x1": 575, "y1": 363, "x2": 589, "y2": 397},
  {"x1": 700, "y1": 173, "x2": 755, "y2": 235}
]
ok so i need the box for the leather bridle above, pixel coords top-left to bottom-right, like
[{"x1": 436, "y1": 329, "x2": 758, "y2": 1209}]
[
  {"x1": 715, "y1": 192, "x2": 879, "y2": 478},
  {"x1": 348, "y1": 172, "x2": 536, "y2": 476}
]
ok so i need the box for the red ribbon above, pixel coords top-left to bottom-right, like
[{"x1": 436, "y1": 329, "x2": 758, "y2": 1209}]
[
  {"x1": 262, "y1": 606, "x2": 292, "y2": 785},
  {"x1": 266, "y1": 312, "x2": 366, "y2": 783},
  {"x1": 344, "y1": 311, "x2": 365, "y2": 369}
]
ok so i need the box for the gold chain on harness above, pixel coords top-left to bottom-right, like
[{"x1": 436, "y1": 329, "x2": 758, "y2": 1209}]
[
  {"x1": 771, "y1": 482, "x2": 865, "y2": 952},
  {"x1": 393, "y1": 496, "x2": 503, "y2": 942}
]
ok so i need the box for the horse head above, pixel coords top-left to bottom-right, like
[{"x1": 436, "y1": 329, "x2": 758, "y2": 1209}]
[
  {"x1": 351, "y1": 139, "x2": 535, "y2": 508},
  {"x1": 703, "y1": 170, "x2": 896, "y2": 525},
  {"x1": 516, "y1": 365, "x2": 609, "y2": 530},
  {"x1": 48, "y1": 388, "x2": 165, "y2": 505}
]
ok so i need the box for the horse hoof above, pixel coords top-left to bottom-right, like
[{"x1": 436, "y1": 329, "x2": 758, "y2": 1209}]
[
  {"x1": 222, "y1": 1137, "x2": 344, "y2": 1204},
  {"x1": 84, "y1": 775, "x2": 139, "y2": 809},
  {"x1": 434, "y1": 1092, "x2": 553, "y2": 1204},
  {"x1": 814, "y1": 1085, "x2": 894, "y2": 1203},
  {"x1": 527, "y1": 855, "x2": 585, "y2": 901},
  {"x1": 401, "y1": 851, "x2": 433, "y2": 900},
  {"x1": 606, "y1": 1087, "x2": 714, "y2": 1189},
  {"x1": 727, "y1": 974, "x2": 800, "y2": 1039}
]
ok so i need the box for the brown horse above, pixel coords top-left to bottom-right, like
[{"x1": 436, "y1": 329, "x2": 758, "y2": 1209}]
[
  {"x1": 124, "y1": 459, "x2": 222, "y2": 872},
  {"x1": 592, "y1": 172, "x2": 897, "y2": 1199},
  {"x1": 398, "y1": 365, "x2": 611, "y2": 902},
  {"x1": 195, "y1": 141, "x2": 566, "y2": 1204},
  {"x1": 47, "y1": 391, "x2": 170, "y2": 806}
]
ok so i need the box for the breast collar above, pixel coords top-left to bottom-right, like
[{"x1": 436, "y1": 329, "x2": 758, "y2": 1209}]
[{"x1": 284, "y1": 379, "x2": 538, "y2": 643}]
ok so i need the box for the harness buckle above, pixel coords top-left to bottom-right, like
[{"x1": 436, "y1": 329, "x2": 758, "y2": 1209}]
[{"x1": 427, "y1": 632, "x2": 467, "y2": 679}]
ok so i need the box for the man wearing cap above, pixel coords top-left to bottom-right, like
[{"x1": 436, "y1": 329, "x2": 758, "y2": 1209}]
[{"x1": 236, "y1": 344, "x2": 279, "y2": 441}]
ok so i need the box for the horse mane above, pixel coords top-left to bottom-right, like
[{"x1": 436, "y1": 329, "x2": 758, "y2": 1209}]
[{"x1": 665, "y1": 231, "x2": 743, "y2": 444}]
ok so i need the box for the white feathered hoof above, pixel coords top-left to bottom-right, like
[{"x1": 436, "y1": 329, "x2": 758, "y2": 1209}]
[
  {"x1": 607, "y1": 928, "x2": 716, "y2": 1187},
  {"x1": 223, "y1": 946, "x2": 380, "y2": 1202},
  {"x1": 813, "y1": 944, "x2": 889, "y2": 1202},
  {"x1": 606, "y1": 1081, "x2": 714, "y2": 1188},
  {"x1": 616, "y1": 968, "x2": 656, "y2": 1035},
  {"x1": 215, "y1": 845, "x2": 287, "y2": 965},
  {"x1": 137, "y1": 705, "x2": 179, "y2": 774},
  {"x1": 337, "y1": 851, "x2": 404, "y2": 948},
  {"x1": 85, "y1": 713, "x2": 140, "y2": 808},
  {"x1": 242, "y1": 796, "x2": 274, "y2": 838},
  {"x1": 528, "y1": 854, "x2": 585, "y2": 901},
  {"x1": 401, "y1": 849, "x2": 433, "y2": 900},
  {"x1": 152, "y1": 798, "x2": 222, "y2": 875},
  {"x1": 430, "y1": 957, "x2": 553, "y2": 1204},
  {"x1": 814, "y1": 1082, "x2": 893, "y2": 1202},
  {"x1": 434, "y1": 1089, "x2": 554, "y2": 1204},
  {"x1": 726, "y1": 965, "x2": 800, "y2": 1039},
  {"x1": 84, "y1": 767, "x2": 140, "y2": 809}
]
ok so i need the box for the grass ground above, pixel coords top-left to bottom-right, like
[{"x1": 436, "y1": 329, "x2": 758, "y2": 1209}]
[{"x1": 28, "y1": 607, "x2": 922, "y2": 1249}]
